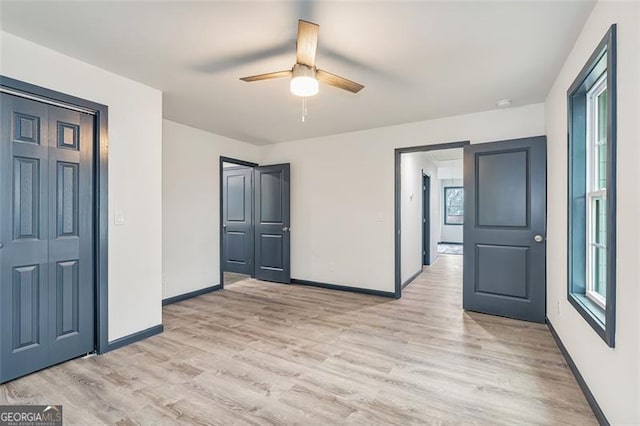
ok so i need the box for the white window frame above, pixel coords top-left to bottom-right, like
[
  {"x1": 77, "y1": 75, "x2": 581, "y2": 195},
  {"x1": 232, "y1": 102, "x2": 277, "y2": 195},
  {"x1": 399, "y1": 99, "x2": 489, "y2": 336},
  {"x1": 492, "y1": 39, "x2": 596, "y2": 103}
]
[
  {"x1": 444, "y1": 186, "x2": 464, "y2": 225},
  {"x1": 585, "y1": 72, "x2": 607, "y2": 310}
]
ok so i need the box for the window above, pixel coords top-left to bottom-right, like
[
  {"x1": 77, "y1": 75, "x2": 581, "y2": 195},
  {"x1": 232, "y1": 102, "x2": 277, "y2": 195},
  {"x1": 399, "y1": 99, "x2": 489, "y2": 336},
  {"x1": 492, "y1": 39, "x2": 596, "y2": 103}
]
[
  {"x1": 585, "y1": 74, "x2": 607, "y2": 309},
  {"x1": 567, "y1": 25, "x2": 616, "y2": 347},
  {"x1": 444, "y1": 187, "x2": 463, "y2": 225}
]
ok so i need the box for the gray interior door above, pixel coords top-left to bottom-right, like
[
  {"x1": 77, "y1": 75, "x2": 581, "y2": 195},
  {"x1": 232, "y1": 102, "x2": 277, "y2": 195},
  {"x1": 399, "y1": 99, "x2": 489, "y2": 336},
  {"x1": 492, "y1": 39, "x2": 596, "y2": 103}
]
[
  {"x1": 463, "y1": 136, "x2": 546, "y2": 323},
  {"x1": 222, "y1": 166, "x2": 253, "y2": 275},
  {"x1": 0, "y1": 93, "x2": 95, "y2": 383},
  {"x1": 254, "y1": 164, "x2": 290, "y2": 283}
]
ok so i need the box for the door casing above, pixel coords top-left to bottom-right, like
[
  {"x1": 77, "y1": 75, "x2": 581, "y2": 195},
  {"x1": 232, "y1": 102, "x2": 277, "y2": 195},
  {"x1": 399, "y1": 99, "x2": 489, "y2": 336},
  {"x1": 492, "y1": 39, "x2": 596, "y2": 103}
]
[{"x1": 0, "y1": 76, "x2": 109, "y2": 359}]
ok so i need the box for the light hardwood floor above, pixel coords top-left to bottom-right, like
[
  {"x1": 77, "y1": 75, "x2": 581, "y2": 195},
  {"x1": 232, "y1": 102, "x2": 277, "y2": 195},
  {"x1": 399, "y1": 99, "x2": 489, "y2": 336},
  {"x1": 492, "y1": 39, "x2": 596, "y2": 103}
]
[
  {"x1": 0, "y1": 255, "x2": 595, "y2": 425},
  {"x1": 224, "y1": 271, "x2": 251, "y2": 286}
]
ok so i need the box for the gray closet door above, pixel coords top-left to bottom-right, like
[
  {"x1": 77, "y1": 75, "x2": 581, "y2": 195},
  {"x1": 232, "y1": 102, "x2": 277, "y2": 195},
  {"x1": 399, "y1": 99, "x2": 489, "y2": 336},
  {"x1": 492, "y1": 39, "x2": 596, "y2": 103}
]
[
  {"x1": 0, "y1": 93, "x2": 95, "y2": 383},
  {"x1": 46, "y1": 105, "x2": 94, "y2": 365},
  {"x1": 254, "y1": 164, "x2": 290, "y2": 283},
  {"x1": 222, "y1": 166, "x2": 253, "y2": 275},
  {"x1": 463, "y1": 136, "x2": 547, "y2": 323}
]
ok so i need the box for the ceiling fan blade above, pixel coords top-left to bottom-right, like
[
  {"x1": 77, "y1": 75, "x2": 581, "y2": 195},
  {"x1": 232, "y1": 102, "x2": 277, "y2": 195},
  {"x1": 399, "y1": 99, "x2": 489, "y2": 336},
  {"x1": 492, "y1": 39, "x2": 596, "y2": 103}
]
[
  {"x1": 296, "y1": 20, "x2": 319, "y2": 67},
  {"x1": 239, "y1": 70, "x2": 292, "y2": 82},
  {"x1": 316, "y1": 69, "x2": 364, "y2": 93}
]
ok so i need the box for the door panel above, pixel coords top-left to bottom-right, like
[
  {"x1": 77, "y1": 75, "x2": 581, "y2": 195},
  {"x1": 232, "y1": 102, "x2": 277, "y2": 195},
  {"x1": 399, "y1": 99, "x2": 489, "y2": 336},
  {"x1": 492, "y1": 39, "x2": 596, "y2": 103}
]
[
  {"x1": 254, "y1": 164, "x2": 290, "y2": 283},
  {"x1": 13, "y1": 264, "x2": 41, "y2": 350},
  {"x1": 259, "y1": 171, "x2": 283, "y2": 223},
  {"x1": 47, "y1": 106, "x2": 94, "y2": 364},
  {"x1": 477, "y1": 150, "x2": 528, "y2": 227},
  {"x1": 463, "y1": 136, "x2": 546, "y2": 323},
  {"x1": 222, "y1": 167, "x2": 253, "y2": 275},
  {"x1": 13, "y1": 112, "x2": 40, "y2": 145},
  {"x1": 55, "y1": 260, "x2": 79, "y2": 337},
  {"x1": 13, "y1": 157, "x2": 41, "y2": 240},
  {"x1": 259, "y1": 234, "x2": 284, "y2": 268},
  {"x1": 476, "y1": 244, "x2": 529, "y2": 298},
  {"x1": 0, "y1": 93, "x2": 94, "y2": 383},
  {"x1": 1, "y1": 95, "x2": 49, "y2": 382}
]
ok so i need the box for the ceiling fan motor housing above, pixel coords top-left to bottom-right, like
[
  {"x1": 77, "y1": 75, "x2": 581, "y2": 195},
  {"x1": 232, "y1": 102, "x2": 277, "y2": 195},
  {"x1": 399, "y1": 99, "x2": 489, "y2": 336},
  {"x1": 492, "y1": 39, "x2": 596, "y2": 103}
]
[{"x1": 290, "y1": 64, "x2": 319, "y2": 96}]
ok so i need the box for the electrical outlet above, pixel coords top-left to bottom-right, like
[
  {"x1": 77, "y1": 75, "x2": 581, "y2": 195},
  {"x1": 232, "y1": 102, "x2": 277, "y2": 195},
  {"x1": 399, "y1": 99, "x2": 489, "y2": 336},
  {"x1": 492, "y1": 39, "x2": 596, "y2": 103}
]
[
  {"x1": 329, "y1": 262, "x2": 335, "y2": 272},
  {"x1": 557, "y1": 300, "x2": 560, "y2": 315}
]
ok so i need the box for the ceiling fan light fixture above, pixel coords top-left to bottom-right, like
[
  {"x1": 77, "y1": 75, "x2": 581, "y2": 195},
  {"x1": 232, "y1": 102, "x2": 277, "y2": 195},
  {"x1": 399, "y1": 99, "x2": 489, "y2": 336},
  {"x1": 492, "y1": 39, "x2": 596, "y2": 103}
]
[{"x1": 290, "y1": 64, "x2": 318, "y2": 97}]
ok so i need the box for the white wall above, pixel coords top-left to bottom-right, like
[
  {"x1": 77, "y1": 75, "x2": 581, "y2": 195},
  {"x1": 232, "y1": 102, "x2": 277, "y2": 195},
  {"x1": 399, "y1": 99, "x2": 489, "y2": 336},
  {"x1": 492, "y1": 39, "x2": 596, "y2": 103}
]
[
  {"x1": 162, "y1": 120, "x2": 261, "y2": 299},
  {"x1": 440, "y1": 178, "x2": 464, "y2": 244},
  {"x1": 0, "y1": 31, "x2": 163, "y2": 341},
  {"x1": 545, "y1": 1, "x2": 640, "y2": 423},
  {"x1": 260, "y1": 104, "x2": 545, "y2": 292},
  {"x1": 400, "y1": 152, "x2": 440, "y2": 283}
]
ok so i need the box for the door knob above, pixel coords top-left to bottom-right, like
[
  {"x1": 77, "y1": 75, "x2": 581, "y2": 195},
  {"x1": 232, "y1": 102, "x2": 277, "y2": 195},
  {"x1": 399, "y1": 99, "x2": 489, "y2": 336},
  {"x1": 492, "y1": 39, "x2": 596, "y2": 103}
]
[
  {"x1": 0, "y1": 242, "x2": 3, "y2": 249},
  {"x1": 283, "y1": 227, "x2": 289, "y2": 232},
  {"x1": 534, "y1": 234, "x2": 544, "y2": 243}
]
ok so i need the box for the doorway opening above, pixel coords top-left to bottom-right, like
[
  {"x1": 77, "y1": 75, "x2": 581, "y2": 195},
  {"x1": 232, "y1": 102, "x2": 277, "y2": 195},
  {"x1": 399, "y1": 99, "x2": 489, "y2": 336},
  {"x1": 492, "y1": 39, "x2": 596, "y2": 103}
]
[
  {"x1": 219, "y1": 157, "x2": 292, "y2": 288},
  {"x1": 422, "y1": 173, "x2": 430, "y2": 265},
  {"x1": 398, "y1": 144, "x2": 466, "y2": 294},
  {"x1": 395, "y1": 137, "x2": 548, "y2": 324},
  {"x1": 221, "y1": 158, "x2": 256, "y2": 287}
]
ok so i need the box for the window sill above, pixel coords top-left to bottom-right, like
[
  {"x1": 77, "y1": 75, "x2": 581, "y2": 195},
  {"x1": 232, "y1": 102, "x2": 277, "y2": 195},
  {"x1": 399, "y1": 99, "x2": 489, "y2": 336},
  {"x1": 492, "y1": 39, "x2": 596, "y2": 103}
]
[
  {"x1": 568, "y1": 292, "x2": 609, "y2": 345},
  {"x1": 585, "y1": 291, "x2": 606, "y2": 310}
]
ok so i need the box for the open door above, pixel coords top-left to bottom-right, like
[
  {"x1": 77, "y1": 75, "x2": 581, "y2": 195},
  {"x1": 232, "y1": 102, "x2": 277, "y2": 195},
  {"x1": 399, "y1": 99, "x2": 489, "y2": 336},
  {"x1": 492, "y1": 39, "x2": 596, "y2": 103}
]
[
  {"x1": 222, "y1": 166, "x2": 253, "y2": 275},
  {"x1": 463, "y1": 136, "x2": 546, "y2": 323},
  {"x1": 254, "y1": 164, "x2": 291, "y2": 283}
]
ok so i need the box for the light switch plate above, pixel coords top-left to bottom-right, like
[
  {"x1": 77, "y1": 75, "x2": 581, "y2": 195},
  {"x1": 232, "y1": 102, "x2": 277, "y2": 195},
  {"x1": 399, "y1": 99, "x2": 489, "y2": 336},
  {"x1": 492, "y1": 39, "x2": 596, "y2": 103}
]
[{"x1": 114, "y1": 210, "x2": 125, "y2": 225}]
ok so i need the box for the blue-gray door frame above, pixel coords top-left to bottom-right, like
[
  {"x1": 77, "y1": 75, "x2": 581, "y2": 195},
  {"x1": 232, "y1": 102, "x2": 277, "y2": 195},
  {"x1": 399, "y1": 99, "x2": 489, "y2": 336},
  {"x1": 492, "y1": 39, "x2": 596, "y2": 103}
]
[
  {"x1": 0, "y1": 76, "x2": 110, "y2": 355},
  {"x1": 219, "y1": 156, "x2": 258, "y2": 289},
  {"x1": 422, "y1": 173, "x2": 430, "y2": 266},
  {"x1": 394, "y1": 141, "x2": 470, "y2": 298}
]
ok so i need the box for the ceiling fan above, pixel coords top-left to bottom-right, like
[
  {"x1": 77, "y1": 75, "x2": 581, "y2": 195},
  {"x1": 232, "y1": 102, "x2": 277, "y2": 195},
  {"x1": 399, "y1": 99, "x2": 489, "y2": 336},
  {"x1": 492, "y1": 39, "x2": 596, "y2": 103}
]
[{"x1": 239, "y1": 20, "x2": 365, "y2": 97}]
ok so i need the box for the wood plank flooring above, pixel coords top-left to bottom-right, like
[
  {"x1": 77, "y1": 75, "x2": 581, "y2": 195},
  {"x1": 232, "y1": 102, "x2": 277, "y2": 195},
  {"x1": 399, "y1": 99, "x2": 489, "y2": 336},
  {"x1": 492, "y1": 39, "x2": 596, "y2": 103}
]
[
  {"x1": 0, "y1": 255, "x2": 595, "y2": 425},
  {"x1": 224, "y1": 272, "x2": 250, "y2": 286}
]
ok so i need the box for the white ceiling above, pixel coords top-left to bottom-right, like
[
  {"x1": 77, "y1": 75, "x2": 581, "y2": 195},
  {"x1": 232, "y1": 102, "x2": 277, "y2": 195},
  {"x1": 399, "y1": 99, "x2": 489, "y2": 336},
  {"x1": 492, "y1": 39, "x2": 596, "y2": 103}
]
[
  {"x1": 0, "y1": 1, "x2": 594, "y2": 145},
  {"x1": 425, "y1": 148, "x2": 464, "y2": 163},
  {"x1": 424, "y1": 149, "x2": 463, "y2": 180}
]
